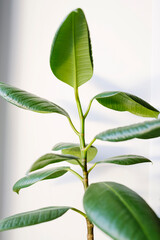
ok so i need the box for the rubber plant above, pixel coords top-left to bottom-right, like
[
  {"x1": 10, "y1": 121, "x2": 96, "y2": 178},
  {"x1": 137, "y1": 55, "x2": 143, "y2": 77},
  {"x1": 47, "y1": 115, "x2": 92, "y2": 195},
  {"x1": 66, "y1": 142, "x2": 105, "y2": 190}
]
[{"x1": 0, "y1": 8, "x2": 160, "y2": 240}]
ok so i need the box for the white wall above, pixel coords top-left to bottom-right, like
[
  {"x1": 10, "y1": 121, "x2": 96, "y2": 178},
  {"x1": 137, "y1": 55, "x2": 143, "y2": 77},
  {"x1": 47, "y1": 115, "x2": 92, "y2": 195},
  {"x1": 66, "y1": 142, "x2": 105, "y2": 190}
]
[
  {"x1": 150, "y1": 0, "x2": 160, "y2": 216},
  {"x1": 0, "y1": 0, "x2": 159, "y2": 240}
]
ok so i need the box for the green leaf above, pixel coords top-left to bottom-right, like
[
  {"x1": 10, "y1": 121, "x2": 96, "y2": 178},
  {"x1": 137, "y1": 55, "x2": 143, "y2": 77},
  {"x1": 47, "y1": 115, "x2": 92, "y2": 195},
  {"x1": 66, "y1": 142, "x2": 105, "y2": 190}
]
[
  {"x1": 52, "y1": 142, "x2": 80, "y2": 151},
  {"x1": 93, "y1": 91, "x2": 159, "y2": 118},
  {"x1": 13, "y1": 167, "x2": 70, "y2": 193},
  {"x1": 53, "y1": 142, "x2": 97, "y2": 164},
  {"x1": 62, "y1": 147, "x2": 97, "y2": 164},
  {"x1": 50, "y1": 8, "x2": 93, "y2": 88},
  {"x1": 0, "y1": 206, "x2": 70, "y2": 231},
  {"x1": 83, "y1": 182, "x2": 160, "y2": 240},
  {"x1": 0, "y1": 82, "x2": 69, "y2": 117},
  {"x1": 28, "y1": 153, "x2": 79, "y2": 172},
  {"x1": 95, "y1": 118, "x2": 160, "y2": 142},
  {"x1": 96, "y1": 155, "x2": 151, "y2": 165}
]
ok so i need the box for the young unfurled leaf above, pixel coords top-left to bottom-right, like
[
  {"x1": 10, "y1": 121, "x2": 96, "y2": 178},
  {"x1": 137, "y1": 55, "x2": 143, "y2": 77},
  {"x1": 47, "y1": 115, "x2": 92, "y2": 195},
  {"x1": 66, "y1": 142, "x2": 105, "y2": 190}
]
[
  {"x1": 83, "y1": 182, "x2": 160, "y2": 240},
  {"x1": 93, "y1": 91, "x2": 159, "y2": 118},
  {"x1": 52, "y1": 142, "x2": 97, "y2": 164},
  {"x1": 96, "y1": 154, "x2": 151, "y2": 165},
  {"x1": 28, "y1": 153, "x2": 79, "y2": 172},
  {"x1": 50, "y1": 8, "x2": 93, "y2": 88},
  {"x1": 61, "y1": 146, "x2": 97, "y2": 164},
  {"x1": 13, "y1": 167, "x2": 70, "y2": 193},
  {"x1": 95, "y1": 118, "x2": 160, "y2": 142},
  {"x1": 0, "y1": 206, "x2": 70, "y2": 231},
  {"x1": 0, "y1": 82, "x2": 69, "y2": 117}
]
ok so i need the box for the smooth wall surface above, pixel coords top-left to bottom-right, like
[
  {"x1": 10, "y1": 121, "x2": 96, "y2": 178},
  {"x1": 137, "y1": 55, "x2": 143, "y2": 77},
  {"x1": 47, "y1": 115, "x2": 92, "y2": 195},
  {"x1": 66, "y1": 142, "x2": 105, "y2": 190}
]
[
  {"x1": 0, "y1": 0, "x2": 159, "y2": 239},
  {"x1": 150, "y1": 0, "x2": 160, "y2": 216}
]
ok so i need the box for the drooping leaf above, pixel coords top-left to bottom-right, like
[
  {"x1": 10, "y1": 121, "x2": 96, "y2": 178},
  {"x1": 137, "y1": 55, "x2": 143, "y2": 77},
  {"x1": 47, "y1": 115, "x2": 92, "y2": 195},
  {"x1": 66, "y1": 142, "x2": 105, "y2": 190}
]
[
  {"x1": 95, "y1": 118, "x2": 160, "y2": 142},
  {"x1": 0, "y1": 82, "x2": 69, "y2": 117},
  {"x1": 13, "y1": 167, "x2": 70, "y2": 193},
  {"x1": 28, "y1": 153, "x2": 79, "y2": 172},
  {"x1": 96, "y1": 155, "x2": 151, "y2": 165},
  {"x1": 0, "y1": 206, "x2": 70, "y2": 231},
  {"x1": 53, "y1": 142, "x2": 97, "y2": 164},
  {"x1": 83, "y1": 182, "x2": 160, "y2": 240},
  {"x1": 50, "y1": 8, "x2": 93, "y2": 88},
  {"x1": 93, "y1": 91, "x2": 159, "y2": 118}
]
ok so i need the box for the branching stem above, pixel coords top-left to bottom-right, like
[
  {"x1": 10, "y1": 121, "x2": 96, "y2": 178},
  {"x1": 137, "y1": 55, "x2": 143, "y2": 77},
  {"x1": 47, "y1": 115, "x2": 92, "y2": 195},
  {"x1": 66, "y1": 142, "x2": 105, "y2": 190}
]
[{"x1": 74, "y1": 87, "x2": 94, "y2": 240}]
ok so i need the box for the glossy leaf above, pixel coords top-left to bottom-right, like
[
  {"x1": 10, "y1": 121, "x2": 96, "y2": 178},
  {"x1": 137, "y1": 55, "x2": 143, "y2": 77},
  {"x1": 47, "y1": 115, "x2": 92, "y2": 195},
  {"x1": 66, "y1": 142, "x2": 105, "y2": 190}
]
[
  {"x1": 96, "y1": 155, "x2": 151, "y2": 165},
  {"x1": 95, "y1": 118, "x2": 160, "y2": 142},
  {"x1": 50, "y1": 8, "x2": 93, "y2": 88},
  {"x1": 13, "y1": 167, "x2": 70, "y2": 193},
  {"x1": 83, "y1": 182, "x2": 160, "y2": 240},
  {"x1": 53, "y1": 142, "x2": 97, "y2": 164},
  {"x1": 93, "y1": 91, "x2": 159, "y2": 118},
  {"x1": 0, "y1": 206, "x2": 70, "y2": 231},
  {"x1": 28, "y1": 153, "x2": 79, "y2": 172},
  {"x1": 0, "y1": 82, "x2": 69, "y2": 117}
]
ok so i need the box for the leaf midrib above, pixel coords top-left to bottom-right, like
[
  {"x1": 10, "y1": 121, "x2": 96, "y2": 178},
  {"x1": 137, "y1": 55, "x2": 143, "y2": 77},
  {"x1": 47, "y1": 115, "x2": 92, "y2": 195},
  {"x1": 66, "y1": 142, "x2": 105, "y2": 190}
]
[
  {"x1": 103, "y1": 182, "x2": 149, "y2": 239},
  {"x1": 95, "y1": 91, "x2": 159, "y2": 118},
  {"x1": 97, "y1": 119, "x2": 160, "y2": 140},
  {"x1": 118, "y1": 93, "x2": 158, "y2": 116},
  {"x1": 72, "y1": 12, "x2": 77, "y2": 88}
]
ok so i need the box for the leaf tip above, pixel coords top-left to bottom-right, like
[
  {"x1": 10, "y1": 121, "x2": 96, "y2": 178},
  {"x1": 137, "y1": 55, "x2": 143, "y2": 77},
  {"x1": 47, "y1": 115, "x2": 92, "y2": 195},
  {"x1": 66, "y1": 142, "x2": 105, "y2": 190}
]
[
  {"x1": 13, "y1": 189, "x2": 20, "y2": 194},
  {"x1": 13, "y1": 184, "x2": 20, "y2": 194}
]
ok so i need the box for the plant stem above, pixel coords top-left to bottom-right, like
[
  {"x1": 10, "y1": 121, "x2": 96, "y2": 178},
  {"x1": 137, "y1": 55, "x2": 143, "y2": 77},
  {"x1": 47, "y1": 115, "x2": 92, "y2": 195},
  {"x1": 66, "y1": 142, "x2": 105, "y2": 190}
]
[
  {"x1": 71, "y1": 208, "x2": 87, "y2": 218},
  {"x1": 67, "y1": 116, "x2": 80, "y2": 136},
  {"x1": 84, "y1": 98, "x2": 93, "y2": 119},
  {"x1": 74, "y1": 87, "x2": 94, "y2": 240},
  {"x1": 83, "y1": 138, "x2": 96, "y2": 152},
  {"x1": 67, "y1": 168, "x2": 83, "y2": 182},
  {"x1": 88, "y1": 163, "x2": 97, "y2": 173},
  {"x1": 86, "y1": 219, "x2": 94, "y2": 240}
]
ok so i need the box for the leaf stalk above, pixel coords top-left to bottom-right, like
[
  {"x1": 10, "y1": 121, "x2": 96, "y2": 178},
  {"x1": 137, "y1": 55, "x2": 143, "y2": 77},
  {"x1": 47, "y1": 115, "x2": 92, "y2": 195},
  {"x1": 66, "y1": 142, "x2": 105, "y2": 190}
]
[
  {"x1": 71, "y1": 208, "x2": 87, "y2": 218},
  {"x1": 67, "y1": 116, "x2": 80, "y2": 136},
  {"x1": 88, "y1": 163, "x2": 97, "y2": 173},
  {"x1": 67, "y1": 168, "x2": 83, "y2": 182},
  {"x1": 83, "y1": 138, "x2": 96, "y2": 152},
  {"x1": 84, "y1": 98, "x2": 93, "y2": 119}
]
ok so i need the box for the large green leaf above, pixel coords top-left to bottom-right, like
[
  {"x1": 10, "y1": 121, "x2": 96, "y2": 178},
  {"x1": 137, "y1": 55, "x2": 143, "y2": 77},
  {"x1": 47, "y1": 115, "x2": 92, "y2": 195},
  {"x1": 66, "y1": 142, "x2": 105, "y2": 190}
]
[
  {"x1": 95, "y1": 118, "x2": 160, "y2": 142},
  {"x1": 96, "y1": 155, "x2": 151, "y2": 165},
  {"x1": 13, "y1": 167, "x2": 70, "y2": 193},
  {"x1": 93, "y1": 91, "x2": 159, "y2": 118},
  {"x1": 0, "y1": 82, "x2": 69, "y2": 117},
  {"x1": 83, "y1": 182, "x2": 160, "y2": 240},
  {"x1": 50, "y1": 8, "x2": 93, "y2": 88},
  {"x1": 28, "y1": 153, "x2": 79, "y2": 172},
  {"x1": 0, "y1": 206, "x2": 70, "y2": 231},
  {"x1": 52, "y1": 142, "x2": 97, "y2": 164}
]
